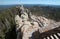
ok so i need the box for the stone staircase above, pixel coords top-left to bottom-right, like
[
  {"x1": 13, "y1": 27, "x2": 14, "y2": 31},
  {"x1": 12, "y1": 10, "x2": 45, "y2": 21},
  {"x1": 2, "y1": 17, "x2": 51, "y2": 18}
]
[
  {"x1": 43, "y1": 33, "x2": 60, "y2": 39},
  {"x1": 40, "y1": 27, "x2": 60, "y2": 39}
]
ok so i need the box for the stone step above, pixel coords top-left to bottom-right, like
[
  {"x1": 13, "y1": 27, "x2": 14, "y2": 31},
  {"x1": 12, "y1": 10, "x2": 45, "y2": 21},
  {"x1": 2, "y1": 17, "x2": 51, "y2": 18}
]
[
  {"x1": 53, "y1": 34, "x2": 59, "y2": 39},
  {"x1": 50, "y1": 35, "x2": 54, "y2": 39},
  {"x1": 47, "y1": 37, "x2": 50, "y2": 39},
  {"x1": 44, "y1": 38, "x2": 46, "y2": 39},
  {"x1": 57, "y1": 33, "x2": 60, "y2": 36}
]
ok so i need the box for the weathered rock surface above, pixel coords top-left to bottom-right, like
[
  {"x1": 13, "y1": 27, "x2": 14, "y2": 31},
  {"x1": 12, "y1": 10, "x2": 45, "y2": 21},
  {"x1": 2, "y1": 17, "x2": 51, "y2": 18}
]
[{"x1": 15, "y1": 5, "x2": 60, "y2": 39}]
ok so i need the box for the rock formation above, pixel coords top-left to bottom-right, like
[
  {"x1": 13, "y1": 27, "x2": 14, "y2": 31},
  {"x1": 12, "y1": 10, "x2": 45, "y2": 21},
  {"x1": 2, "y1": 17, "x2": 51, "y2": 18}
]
[{"x1": 15, "y1": 5, "x2": 60, "y2": 39}]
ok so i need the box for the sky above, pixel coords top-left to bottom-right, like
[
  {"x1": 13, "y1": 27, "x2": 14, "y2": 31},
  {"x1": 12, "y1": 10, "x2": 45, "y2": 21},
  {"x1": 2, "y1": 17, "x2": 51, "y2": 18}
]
[{"x1": 0, "y1": 0, "x2": 60, "y2": 5}]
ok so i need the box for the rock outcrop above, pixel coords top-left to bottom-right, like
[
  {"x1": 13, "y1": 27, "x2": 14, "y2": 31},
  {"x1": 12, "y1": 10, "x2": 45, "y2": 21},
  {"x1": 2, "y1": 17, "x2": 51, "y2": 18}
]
[{"x1": 15, "y1": 5, "x2": 60, "y2": 39}]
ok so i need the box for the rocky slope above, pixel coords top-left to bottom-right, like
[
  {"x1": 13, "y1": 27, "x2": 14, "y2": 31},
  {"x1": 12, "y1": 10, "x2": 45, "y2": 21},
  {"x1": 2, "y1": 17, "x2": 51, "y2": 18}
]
[{"x1": 15, "y1": 5, "x2": 60, "y2": 39}]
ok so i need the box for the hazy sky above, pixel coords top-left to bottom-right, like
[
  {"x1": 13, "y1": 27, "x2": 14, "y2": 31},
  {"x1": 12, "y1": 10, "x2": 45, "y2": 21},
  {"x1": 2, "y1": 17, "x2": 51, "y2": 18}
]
[{"x1": 0, "y1": 0, "x2": 60, "y2": 5}]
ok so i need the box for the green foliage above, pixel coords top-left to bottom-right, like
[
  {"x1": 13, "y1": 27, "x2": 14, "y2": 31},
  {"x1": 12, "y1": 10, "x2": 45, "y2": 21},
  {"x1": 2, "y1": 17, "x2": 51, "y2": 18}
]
[
  {"x1": 0, "y1": 7, "x2": 17, "y2": 39},
  {"x1": 29, "y1": 6, "x2": 60, "y2": 21}
]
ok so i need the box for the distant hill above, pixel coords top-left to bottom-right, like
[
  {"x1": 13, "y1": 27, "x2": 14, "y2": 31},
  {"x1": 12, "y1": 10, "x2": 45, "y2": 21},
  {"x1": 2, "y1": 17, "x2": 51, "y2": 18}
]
[
  {"x1": 0, "y1": 4, "x2": 60, "y2": 10},
  {"x1": 0, "y1": 5, "x2": 18, "y2": 11}
]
